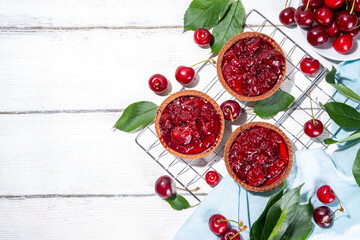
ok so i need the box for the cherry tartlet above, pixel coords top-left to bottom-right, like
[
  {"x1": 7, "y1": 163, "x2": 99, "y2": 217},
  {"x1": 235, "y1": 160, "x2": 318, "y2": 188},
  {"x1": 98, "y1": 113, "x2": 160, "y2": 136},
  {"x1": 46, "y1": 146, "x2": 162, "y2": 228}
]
[
  {"x1": 155, "y1": 90, "x2": 224, "y2": 159},
  {"x1": 224, "y1": 122, "x2": 293, "y2": 192},
  {"x1": 217, "y1": 32, "x2": 286, "y2": 101}
]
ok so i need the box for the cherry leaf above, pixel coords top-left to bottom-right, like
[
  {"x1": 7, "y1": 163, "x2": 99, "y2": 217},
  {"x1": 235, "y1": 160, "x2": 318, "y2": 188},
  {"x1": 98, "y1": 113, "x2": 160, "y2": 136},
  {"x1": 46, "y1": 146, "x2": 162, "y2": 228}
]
[
  {"x1": 165, "y1": 193, "x2": 191, "y2": 211},
  {"x1": 321, "y1": 102, "x2": 360, "y2": 129},
  {"x1": 324, "y1": 130, "x2": 360, "y2": 145},
  {"x1": 353, "y1": 148, "x2": 360, "y2": 188}
]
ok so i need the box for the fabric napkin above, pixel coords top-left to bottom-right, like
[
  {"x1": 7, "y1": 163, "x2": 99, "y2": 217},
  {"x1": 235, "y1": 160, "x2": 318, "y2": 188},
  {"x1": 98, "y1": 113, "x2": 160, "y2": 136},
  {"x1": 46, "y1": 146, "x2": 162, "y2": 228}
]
[{"x1": 174, "y1": 60, "x2": 360, "y2": 240}]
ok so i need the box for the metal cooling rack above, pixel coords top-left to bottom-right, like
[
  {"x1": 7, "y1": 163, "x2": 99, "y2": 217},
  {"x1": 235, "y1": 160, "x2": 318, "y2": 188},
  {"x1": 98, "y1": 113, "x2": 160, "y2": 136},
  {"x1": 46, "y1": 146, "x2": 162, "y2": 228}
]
[{"x1": 135, "y1": 9, "x2": 360, "y2": 203}]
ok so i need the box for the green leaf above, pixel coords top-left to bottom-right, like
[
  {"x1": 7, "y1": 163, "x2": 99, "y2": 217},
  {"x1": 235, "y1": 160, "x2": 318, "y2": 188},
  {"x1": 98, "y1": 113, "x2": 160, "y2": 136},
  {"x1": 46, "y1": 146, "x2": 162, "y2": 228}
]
[
  {"x1": 183, "y1": 0, "x2": 231, "y2": 31},
  {"x1": 254, "y1": 90, "x2": 295, "y2": 119},
  {"x1": 353, "y1": 148, "x2": 360, "y2": 188},
  {"x1": 268, "y1": 208, "x2": 288, "y2": 240},
  {"x1": 210, "y1": 0, "x2": 245, "y2": 53},
  {"x1": 114, "y1": 101, "x2": 158, "y2": 132},
  {"x1": 165, "y1": 193, "x2": 191, "y2": 210},
  {"x1": 326, "y1": 66, "x2": 360, "y2": 103},
  {"x1": 324, "y1": 130, "x2": 360, "y2": 145},
  {"x1": 321, "y1": 102, "x2": 360, "y2": 129}
]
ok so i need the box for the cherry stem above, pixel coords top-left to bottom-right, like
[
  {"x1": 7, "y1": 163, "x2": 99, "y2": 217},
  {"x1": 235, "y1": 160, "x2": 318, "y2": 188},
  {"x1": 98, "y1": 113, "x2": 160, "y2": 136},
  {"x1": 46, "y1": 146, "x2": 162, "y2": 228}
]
[
  {"x1": 217, "y1": 220, "x2": 248, "y2": 232},
  {"x1": 226, "y1": 108, "x2": 234, "y2": 122},
  {"x1": 190, "y1": 202, "x2": 200, "y2": 208},
  {"x1": 355, "y1": 24, "x2": 360, "y2": 29},
  {"x1": 322, "y1": 194, "x2": 344, "y2": 223},
  {"x1": 190, "y1": 58, "x2": 216, "y2": 68},
  {"x1": 305, "y1": 0, "x2": 310, "y2": 11},
  {"x1": 350, "y1": 0, "x2": 356, "y2": 14},
  {"x1": 309, "y1": 90, "x2": 316, "y2": 125},
  {"x1": 284, "y1": 0, "x2": 289, "y2": 8},
  {"x1": 172, "y1": 186, "x2": 200, "y2": 192},
  {"x1": 230, "y1": 230, "x2": 241, "y2": 240}
]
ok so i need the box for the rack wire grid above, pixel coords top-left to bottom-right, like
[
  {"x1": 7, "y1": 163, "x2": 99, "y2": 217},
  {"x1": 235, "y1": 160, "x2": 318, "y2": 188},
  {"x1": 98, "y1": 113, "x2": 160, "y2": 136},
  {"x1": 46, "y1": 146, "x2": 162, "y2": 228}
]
[{"x1": 135, "y1": 9, "x2": 360, "y2": 204}]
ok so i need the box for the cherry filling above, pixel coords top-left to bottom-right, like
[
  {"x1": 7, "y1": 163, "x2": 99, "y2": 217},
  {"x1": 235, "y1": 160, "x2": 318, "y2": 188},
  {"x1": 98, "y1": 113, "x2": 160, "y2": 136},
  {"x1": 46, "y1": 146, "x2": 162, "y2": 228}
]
[
  {"x1": 159, "y1": 96, "x2": 221, "y2": 155},
  {"x1": 229, "y1": 127, "x2": 288, "y2": 187},
  {"x1": 222, "y1": 36, "x2": 285, "y2": 97}
]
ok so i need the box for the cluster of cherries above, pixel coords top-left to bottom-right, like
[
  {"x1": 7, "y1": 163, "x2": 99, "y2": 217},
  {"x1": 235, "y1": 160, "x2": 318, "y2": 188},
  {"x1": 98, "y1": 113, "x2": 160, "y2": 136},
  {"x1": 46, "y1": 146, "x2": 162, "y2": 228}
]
[
  {"x1": 208, "y1": 214, "x2": 247, "y2": 240},
  {"x1": 314, "y1": 184, "x2": 344, "y2": 227},
  {"x1": 279, "y1": 0, "x2": 359, "y2": 53}
]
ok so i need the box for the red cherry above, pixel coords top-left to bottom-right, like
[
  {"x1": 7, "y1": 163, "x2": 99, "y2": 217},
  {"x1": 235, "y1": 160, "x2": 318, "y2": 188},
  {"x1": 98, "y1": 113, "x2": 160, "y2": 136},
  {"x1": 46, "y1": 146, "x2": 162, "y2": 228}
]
[
  {"x1": 324, "y1": 0, "x2": 345, "y2": 9},
  {"x1": 300, "y1": 57, "x2": 320, "y2": 76},
  {"x1": 304, "y1": 119, "x2": 324, "y2": 138},
  {"x1": 302, "y1": 0, "x2": 324, "y2": 8},
  {"x1": 336, "y1": 10, "x2": 359, "y2": 32},
  {"x1": 317, "y1": 185, "x2": 336, "y2": 203},
  {"x1": 194, "y1": 28, "x2": 212, "y2": 47},
  {"x1": 333, "y1": 34, "x2": 353, "y2": 53},
  {"x1": 220, "y1": 100, "x2": 241, "y2": 122},
  {"x1": 349, "y1": 27, "x2": 359, "y2": 37},
  {"x1": 221, "y1": 229, "x2": 241, "y2": 240},
  {"x1": 279, "y1": 7, "x2": 296, "y2": 26},
  {"x1": 148, "y1": 74, "x2": 168, "y2": 93},
  {"x1": 313, "y1": 206, "x2": 333, "y2": 228},
  {"x1": 307, "y1": 25, "x2": 329, "y2": 46},
  {"x1": 175, "y1": 66, "x2": 195, "y2": 85},
  {"x1": 295, "y1": 5, "x2": 316, "y2": 28},
  {"x1": 350, "y1": 0, "x2": 360, "y2": 12},
  {"x1": 209, "y1": 214, "x2": 229, "y2": 235},
  {"x1": 326, "y1": 21, "x2": 341, "y2": 37},
  {"x1": 316, "y1": 6, "x2": 334, "y2": 26},
  {"x1": 205, "y1": 171, "x2": 220, "y2": 186},
  {"x1": 154, "y1": 175, "x2": 174, "y2": 199}
]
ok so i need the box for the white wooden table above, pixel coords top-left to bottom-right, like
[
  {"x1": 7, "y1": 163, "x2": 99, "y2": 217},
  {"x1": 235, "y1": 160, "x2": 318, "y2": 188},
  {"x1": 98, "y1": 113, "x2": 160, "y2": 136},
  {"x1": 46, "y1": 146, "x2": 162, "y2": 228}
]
[{"x1": 0, "y1": 1, "x2": 338, "y2": 239}]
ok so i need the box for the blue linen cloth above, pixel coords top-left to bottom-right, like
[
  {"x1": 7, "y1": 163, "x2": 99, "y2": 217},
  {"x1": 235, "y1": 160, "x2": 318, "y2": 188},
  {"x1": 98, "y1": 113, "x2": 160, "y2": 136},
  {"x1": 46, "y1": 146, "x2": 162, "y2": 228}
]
[{"x1": 174, "y1": 60, "x2": 360, "y2": 240}]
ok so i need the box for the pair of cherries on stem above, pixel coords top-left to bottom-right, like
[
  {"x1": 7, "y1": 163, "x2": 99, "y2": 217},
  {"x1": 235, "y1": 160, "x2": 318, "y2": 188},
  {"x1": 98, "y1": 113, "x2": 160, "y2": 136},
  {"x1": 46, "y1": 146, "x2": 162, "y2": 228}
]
[
  {"x1": 209, "y1": 214, "x2": 247, "y2": 240},
  {"x1": 314, "y1": 185, "x2": 344, "y2": 228}
]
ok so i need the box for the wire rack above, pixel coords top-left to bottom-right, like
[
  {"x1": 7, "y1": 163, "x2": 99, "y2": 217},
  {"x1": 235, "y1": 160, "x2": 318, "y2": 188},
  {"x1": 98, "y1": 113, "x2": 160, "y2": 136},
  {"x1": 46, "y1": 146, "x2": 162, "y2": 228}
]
[{"x1": 135, "y1": 9, "x2": 359, "y2": 204}]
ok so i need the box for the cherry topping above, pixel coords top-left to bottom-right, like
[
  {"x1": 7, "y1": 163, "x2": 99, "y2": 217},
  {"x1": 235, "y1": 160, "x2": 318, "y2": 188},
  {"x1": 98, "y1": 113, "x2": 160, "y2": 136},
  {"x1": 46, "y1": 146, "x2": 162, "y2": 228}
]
[
  {"x1": 194, "y1": 28, "x2": 212, "y2": 47},
  {"x1": 221, "y1": 229, "x2": 241, "y2": 240},
  {"x1": 205, "y1": 171, "x2": 220, "y2": 186},
  {"x1": 307, "y1": 25, "x2": 329, "y2": 46},
  {"x1": 221, "y1": 100, "x2": 241, "y2": 122},
  {"x1": 295, "y1": 5, "x2": 316, "y2": 28},
  {"x1": 333, "y1": 34, "x2": 353, "y2": 54},
  {"x1": 175, "y1": 66, "x2": 195, "y2": 85},
  {"x1": 302, "y1": 0, "x2": 324, "y2": 9},
  {"x1": 326, "y1": 21, "x2": 341, "y2": 37},
  {"x1": 148, "y1": 74, "x2": 168, "y2": 93},
  {"x1": 279, "y1": 7, "x2": 297, "y2": 26},
  {"x1": 316, "y1": 6, "x2": 334, "y2": 26},
  {"x1": 313, "y1": 206, "x2": 333, "y2": 228},
  {"x1": 300, "y1": 57, "x2": 320, "y2": 76},
  {"x1": 155, "y1": 175, "x2": 174, "y2": 199},
  {"x1": 317, "y1": 185, "x2": 336, "y2": 203},
  {"x1": 335, "y1": 10, "x2": 359, "y2": 32},
  {"x1": 209, "y1": 214, "x2": 229, "y2": 235},
  {"x1": 324, "y1": 0, "x2": 345, "y2": 9}
]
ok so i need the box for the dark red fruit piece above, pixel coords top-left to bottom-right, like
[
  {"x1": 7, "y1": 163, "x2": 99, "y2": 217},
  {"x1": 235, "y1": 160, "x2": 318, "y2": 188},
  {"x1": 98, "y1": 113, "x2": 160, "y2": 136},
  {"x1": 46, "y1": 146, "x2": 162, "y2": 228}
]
[
  {"x1": 175, "y1": 66, "x2": 195, "y2": 85},
  {"x1": 246, "y1": 164, "x2": 265, "y2": 186},
  {"x1": 307, "y1": 25, "x2": 329, "y2": 46},
  {"x1": 205, "y1": 170, "x2": 220, "y2": 186},
  {"x1": 336, "y1": 11, "x2": 359, "y2": 32},
  {"x1": 300, "y1": 57, "x2": 320, "y2": 76},
  {"x1": 349, "y1": 28, "x2": 359, "y2": 37},
  {"x1": 350, "y1": 0, "x2": 360, "y2": 12},
  {"x1": 324, "y1": 0, "x2": 345, "y2": 9},
  {"x1": 326, "y1": 21, "x2": 341, "y2": 37},
  {"x1": 295, "y1": 5, "x2": 316, "y2": 28},
  {"x1": 279, "y1": 7, "x2": 296, "y2": 26},
  {"x1": 317, "y1": 185, "x2": 336, "y2": 203},
  {"x1": 221, "y1": 229, "x2": 241, "y2": 240},
  {"x1": 171, "y1": 126, "x2": 193, "y2": 145},
  {"x1": 155, "y1": 175, "x2": 174, "y2": 199},
  {"x1": 148, "y1": 74, "x2": 168, "y2": 93},
  {"x1": 209, "y1": 214, "x2": 229, "y2": 235},
  {"x1": 304, "y1": 119, "x2": 324, "y2": 138},
  {"x1": 313, "y1": 206, "x2": 333, "y2": 228},
  {"x1": 302, "y1": 0, "x2": 324, "y2": 8},
  {"x1": 221, "y1": 100, "x2": 241, "y2": 122},
  {"x1": 333, "y1": 34, "x2": 353, "y2": 53},
  {"x1": 316, "y1": 6, "x2": 334, "y2": 26},
  {"x1": 194, "y1": 28, "x2": 212, "y2": 47}
]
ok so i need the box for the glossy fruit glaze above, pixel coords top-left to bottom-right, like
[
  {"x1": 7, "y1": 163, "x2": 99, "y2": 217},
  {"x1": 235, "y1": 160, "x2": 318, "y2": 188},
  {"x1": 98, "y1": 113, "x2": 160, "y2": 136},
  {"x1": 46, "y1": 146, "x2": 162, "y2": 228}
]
[
  {"x1": 229, "y1": 127, "x2": 288, "y2": 187},
  {"x1": 222, "y1": 36, "x2": 285, "y2": 97},
  {"x1": 159, "y1": 96, "x2": 221, "y2": 154}
]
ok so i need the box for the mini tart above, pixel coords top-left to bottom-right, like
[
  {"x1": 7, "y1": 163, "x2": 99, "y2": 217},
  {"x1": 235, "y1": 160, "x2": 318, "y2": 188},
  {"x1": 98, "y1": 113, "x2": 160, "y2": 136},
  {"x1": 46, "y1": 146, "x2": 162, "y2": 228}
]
[
  {"x1": 224, "y1": 122, "x2": 293, "y2": 192},
  {"x1": 155, "y1": 90, "x2": 225, "y2": 159},
  {"x1": 217, "y1": 32, "x2": 286, "y2": 102}
]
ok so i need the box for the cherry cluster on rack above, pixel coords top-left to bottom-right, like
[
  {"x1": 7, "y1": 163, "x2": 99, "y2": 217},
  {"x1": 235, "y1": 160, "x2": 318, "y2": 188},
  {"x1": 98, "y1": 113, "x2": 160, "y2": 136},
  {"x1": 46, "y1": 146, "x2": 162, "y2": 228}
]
[
  {"x1": 209, "y1": 214, "x2": 247, "y2": 240},
  {"x1": 279, "y1": 0, "x2": 360, "y2": 54}
]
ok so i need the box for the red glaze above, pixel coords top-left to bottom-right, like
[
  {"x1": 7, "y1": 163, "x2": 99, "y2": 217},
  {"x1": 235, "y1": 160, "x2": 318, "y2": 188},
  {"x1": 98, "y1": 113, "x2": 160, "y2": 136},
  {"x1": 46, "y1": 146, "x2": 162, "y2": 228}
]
[
  {"x1": 350, "y1": 0, "x2": 360, "y2": 12},
  {"x1": 300, "y1": 57, "x2": 320, "y2": 76},
  {"x1": 307, "y1": 25, "x2": 329, "y2": 46},
  {"x1": 221, "y1": 100, "x2": 241, "y2": 121},
  {"x1": 155, "y1": 175, "x2": 174, "y2": 199},
  {"x1": 222, "y1": 36, "x2": 285, "y2": 97},
  {"x1": 324, "y1": 0, "x2": 345, "y2": 9},
  {"x1": 205, "y1": 171, "x2": 220, "y2": 186},
  {"x1": 304, "y1": 119, "x2": 324, "y2": 138},
  {"x1": 221, "y1": 229, "x2": 241, "y2": 240},
  {"x1": 349, "y1": 28, "x2": 360, "y2": 37},
  {"x1": 209, "y1": 214, "x2": 229, "y2": 235},
  {"x1": 317, "y1": 185, "x2": 336, "y2": 203},
  {"x1": 229, "y1": 127, "x2": 289, "y2": 187},
  {"x1": 295, "y1": 5, "x2": 316, "y2": 28},
  {"x1": 316, "y1": 6, "x2": 334, "y2": 26},
  {"x1": 279, "y1": 7, "x2": 296, "y2": 26},
  {"x1": 333, "y1": 34, "x2": 353, "y2": 53},
  {"x1": 175, "y1": 66, "x2": 195, "y2": 85},
  {"x1": 313, "y1": 206, "x2": 333, "y2": 228},
  {"x1": 159, "y1": 96, "x2": 221, "y2": 154},
  {"x1": 327, "y1": 21, "x2": 341, "y2": 37},
  {"x1": 336, "y1": 11, "x2": 359, "y2": 32},
  {"x1": 148, "y1": 74, "x2": 168, "y2": 93},
  {"x1": 194, "y1": 28, "x2": 212, "y2": 47}
]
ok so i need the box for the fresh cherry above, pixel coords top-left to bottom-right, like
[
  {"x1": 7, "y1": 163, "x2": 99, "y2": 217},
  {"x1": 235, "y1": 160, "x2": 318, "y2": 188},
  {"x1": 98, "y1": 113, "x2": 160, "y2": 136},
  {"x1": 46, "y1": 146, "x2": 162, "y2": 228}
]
[
  {"x1": 324, "y1": 0, "x2": 345, "y2": 9},
  {"x1": 279, "y1": 7, "x2": 297, "y2": 26},
  {"x1": 317, "y1": 185, "x2": 336, "y2": 203},
  {"x1": 175, "y1": 66, "x2": 195, "y2": 85},
  {"x1": 350, "y1": 0, "x2": 360, "y2": 12},
  {"x1": 316, "y1": 6, "x2": 334, "y2": 26},
  {"x1": 304, "y1": 119, "x2": 324, "y2": 137},
  {"x1": 313, "y1": 206, "x2": 333, "y2": 228},
  {"x1": 148, "y1": 74, "x2": 168, "y2": 93},
  {"x1": 349, "y1": 27, "x2": 360, "y2": 37},
  {"x1": 307, "y1": 25, "x2": 329, "y2": 46},
  {"x1": 205, "y1": 171, "x2": 220, "y2": 186},
  {"x1": 194, "y1": 28, "x2": 212, "y2": 47},
  {"x1": 295, "y1": 5, "x2": 316, "y2": 28},
  {"x1": 300, "y1": 57, "x2": 320, "y2": 76},
  {"x1": 327, "y1": 21, "x2": 341, "y2": 37},
  {"x1": 336, "y1": 11, "x2": 359, "y2": 32},
  {"x1": 155, "y1": 175, "x2": 174, "y2": 199},
  {"x1": 333, "y1": 34, "x2": 353, "y2": 53},
  {"x1": 302, "y1": 0, "x2": 324, "y2": 8},
  {"x1": 221, "y1": 100, "x2": 241, "y2": 122},
  {"x1": 209, "y1": 214, "x2": 229, "y2": 235},
  {"x1": 221, "y1": 229, "x2": 241, "y2": 240}
]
